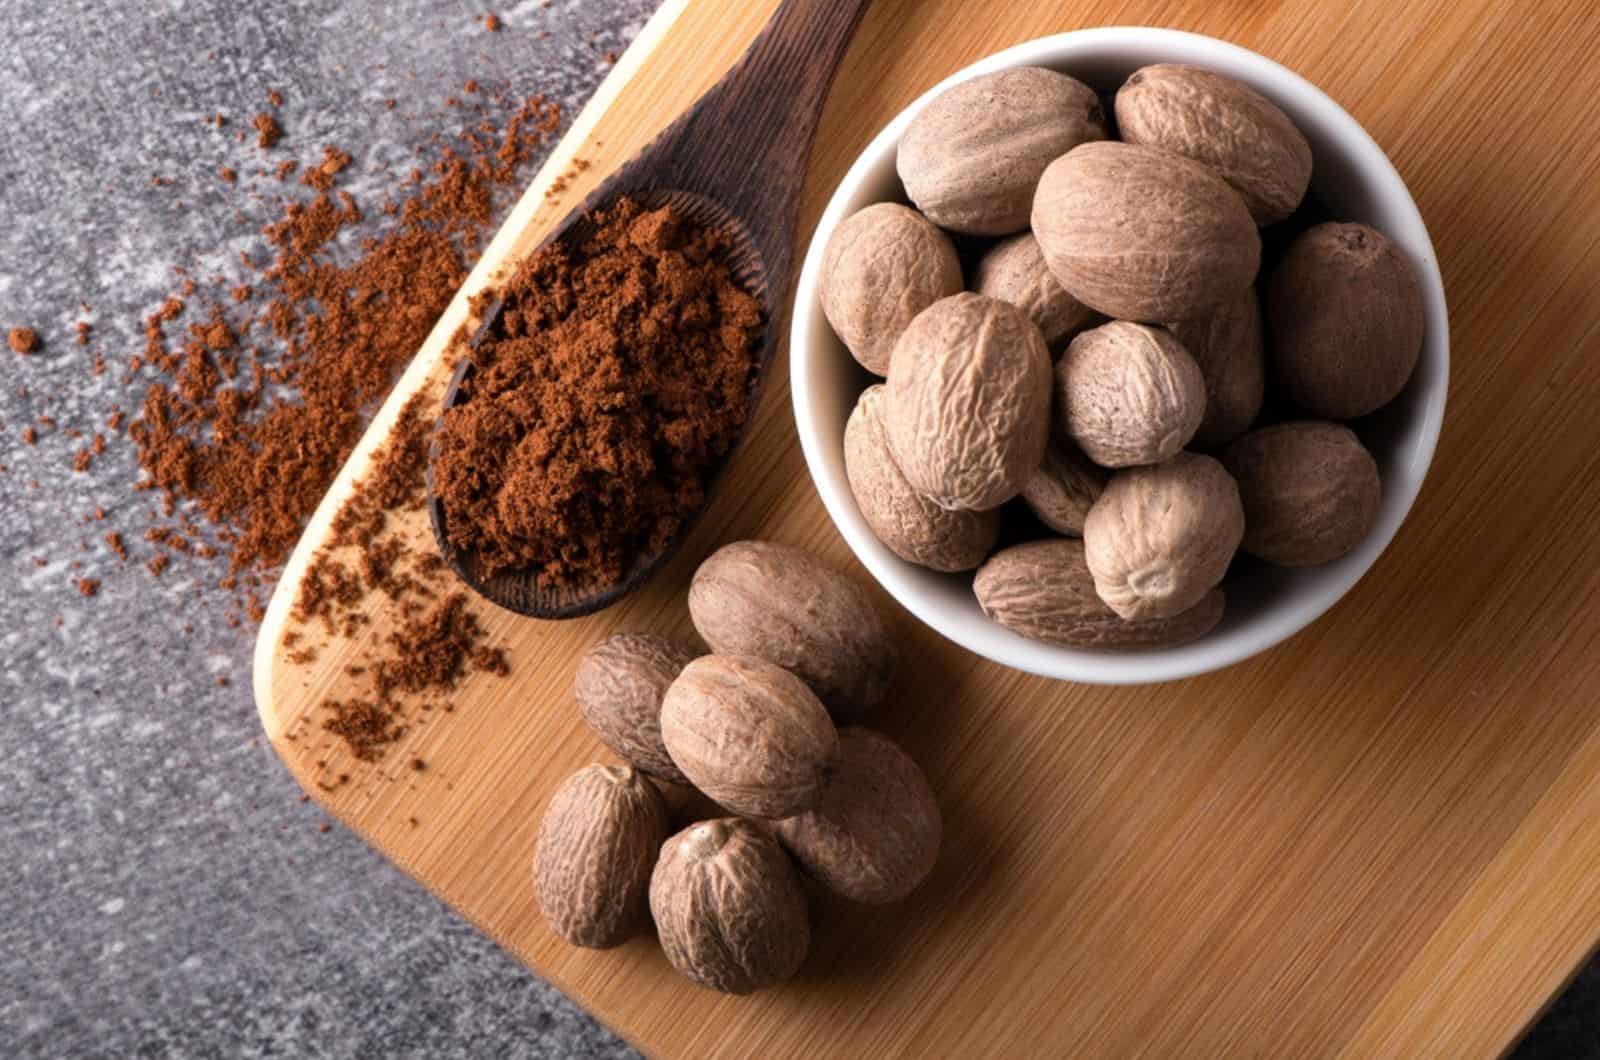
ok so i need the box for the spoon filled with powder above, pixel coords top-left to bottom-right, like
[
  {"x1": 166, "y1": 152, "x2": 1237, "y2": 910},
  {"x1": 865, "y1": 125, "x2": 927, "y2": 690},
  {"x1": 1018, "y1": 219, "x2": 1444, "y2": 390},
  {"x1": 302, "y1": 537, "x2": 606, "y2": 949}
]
[{"x1": 426, "y1": 0, "x2": 872, "y2": 619}]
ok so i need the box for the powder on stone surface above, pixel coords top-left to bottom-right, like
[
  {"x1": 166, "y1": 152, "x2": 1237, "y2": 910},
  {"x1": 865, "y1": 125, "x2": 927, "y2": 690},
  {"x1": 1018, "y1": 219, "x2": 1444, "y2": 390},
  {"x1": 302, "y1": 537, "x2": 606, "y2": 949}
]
[
  {"x1": 430, "y1": 197, "x2": 763, "y2": 590},
  {"x1": 252, "y1": 112, "x2": 282, "y2": 148},
  {"x1": 127, "y1": 92, "x2": 562, "y2": 608},
  {"x1": 9, "y1": 327, "x2": 39, "y2": 354}
]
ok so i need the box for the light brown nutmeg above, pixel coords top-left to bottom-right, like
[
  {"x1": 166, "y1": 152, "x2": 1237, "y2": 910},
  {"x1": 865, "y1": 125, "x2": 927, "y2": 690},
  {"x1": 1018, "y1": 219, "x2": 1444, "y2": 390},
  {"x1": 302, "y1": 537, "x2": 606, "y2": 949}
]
[
  {"x1": 1054, "y1": 321, "x2": 1206, "y2": 469},
  {"x1": 820, "y1": 203, "x2": 963, "y2": 375},
  {"x1": 845, "y1": 385, "x2": 1001, "y2": 572},
  {"x1": 976, "y1": 538, "x2": 1225, "y2": 649},
  {"x1": 573, "y1": 633, "x2": 698, "y2": 786},
  {"x1": 973, "y1": 232, "x2": 1100, "y2": 350},
  {"x1": 1032, "y1": 140, "x2": 1261, "y2": 322},
  {"x1": 776, "y1": 728, "x2": 941, "y2": 905},
  {"x1": 897, "y1": 67, "x2": 1107, "y2": 235},
  {"x1": 1020, "y1": 434, "x2": 1104, "y2": 536},
  {"x1": 533, "y1": 764, "x2": 671, "y2": 949},
  {"x1": 1115, "y1": 64, "x2": 1313, "y2": 225},
  {"x1": 1167, "y1": 288, "x2": 1266, "y2": 448},
  {"x1": 1221, "y1": 421, "x2": 1382, "y2": 566},
  {"x1": 689, "y1": 540, "x2": 896, "y2": 718},
  {"x1": 1083, "y1": 453, "x2": 1245, "y2": 621},
  {"x1": 1265, "y1": 222, "x2": 1426, "y2": 420},
  {"x1": 884, "y1": 293, "x2": 1052, "y2": 512},
  {"x1": 650, "y1": 818, "x2": 810, "y2": 994},
  {"x1": 660, "y1": 654, "x2": 839, "y2": 819}
]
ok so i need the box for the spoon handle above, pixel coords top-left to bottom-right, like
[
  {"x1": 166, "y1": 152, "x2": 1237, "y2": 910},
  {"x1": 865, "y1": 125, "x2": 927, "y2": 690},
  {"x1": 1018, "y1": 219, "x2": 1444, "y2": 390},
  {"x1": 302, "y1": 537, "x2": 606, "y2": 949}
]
[{"x1": 660, "y1": 0, "x2": 874, "y2": 218}]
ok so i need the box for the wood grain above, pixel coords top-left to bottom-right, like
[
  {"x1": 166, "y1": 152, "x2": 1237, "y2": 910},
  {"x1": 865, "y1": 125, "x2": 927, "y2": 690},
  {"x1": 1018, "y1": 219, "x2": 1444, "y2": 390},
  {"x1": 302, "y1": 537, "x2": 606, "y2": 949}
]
[{"x1": 253, "y1": 1, "x2": 1600, "y2": 1056}]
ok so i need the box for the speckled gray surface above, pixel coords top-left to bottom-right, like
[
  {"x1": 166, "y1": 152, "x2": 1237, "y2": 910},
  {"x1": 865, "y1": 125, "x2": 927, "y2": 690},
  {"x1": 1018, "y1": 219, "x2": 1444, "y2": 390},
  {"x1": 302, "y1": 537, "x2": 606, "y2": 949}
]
[
  {"x1": 1, "y1": 2, "x2": 1596, "y2": 1057},
  {"x1": 0, "y1": 1, "x2": 652, "y2": 1057}
]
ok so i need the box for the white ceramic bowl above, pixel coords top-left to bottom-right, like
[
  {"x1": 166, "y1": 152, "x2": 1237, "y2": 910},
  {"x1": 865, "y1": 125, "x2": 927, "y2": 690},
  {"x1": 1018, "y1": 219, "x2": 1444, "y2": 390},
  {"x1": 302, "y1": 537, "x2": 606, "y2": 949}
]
[{"x1": 791, "y1": 28, "x2": 1449, "y2": 684}]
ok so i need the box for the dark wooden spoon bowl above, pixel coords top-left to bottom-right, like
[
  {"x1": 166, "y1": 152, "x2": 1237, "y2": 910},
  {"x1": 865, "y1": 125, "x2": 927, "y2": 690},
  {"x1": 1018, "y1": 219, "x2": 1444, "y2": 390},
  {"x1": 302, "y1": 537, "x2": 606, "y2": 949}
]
[{"x1": 425, "y1": 0, "x2": 873, "y2": 620}]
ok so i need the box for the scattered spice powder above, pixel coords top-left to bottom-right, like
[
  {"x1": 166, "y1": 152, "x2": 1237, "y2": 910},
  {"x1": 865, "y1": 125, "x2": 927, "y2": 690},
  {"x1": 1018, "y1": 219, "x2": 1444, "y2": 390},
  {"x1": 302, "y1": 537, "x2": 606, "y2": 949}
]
[
  {"x1": 252, "y1": 112, "x2": 283, "y2": 148},
  {"x1": 319, "y1": 592, "x2": 507, "y2": 761},
  {"x1": 9, "y1": 327, "x2": 39, "y2": 354},
  {"x1": 286, "y1": 390, "x2": 509, "y2": 760},
  {"x1": 300, "y1": 146, "x2": 352, "y2": 191},
  {"x1": 126, "y1": 93, "x2": 562, "y2": 607},
  {"x1": 15, "y1": 77, "x2": 561, "y2": 769},
  {"x1": 431, "y1": 197, "x2": 763, "y2": 588}
]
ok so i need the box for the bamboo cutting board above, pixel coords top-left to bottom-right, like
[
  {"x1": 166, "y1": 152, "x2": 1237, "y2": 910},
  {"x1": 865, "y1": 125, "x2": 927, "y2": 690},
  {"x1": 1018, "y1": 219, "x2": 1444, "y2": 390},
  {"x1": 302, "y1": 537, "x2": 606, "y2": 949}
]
[{"x1": 254, "y1": 1, "x2": 1600, "y2": 1055}]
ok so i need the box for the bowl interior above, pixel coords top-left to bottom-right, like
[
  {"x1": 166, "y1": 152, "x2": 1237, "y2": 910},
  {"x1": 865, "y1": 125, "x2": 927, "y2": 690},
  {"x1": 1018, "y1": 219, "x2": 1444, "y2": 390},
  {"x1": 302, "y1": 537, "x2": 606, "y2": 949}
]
[{"x1": 791, "y1": 28, "x2": 1449, "y2": 684}]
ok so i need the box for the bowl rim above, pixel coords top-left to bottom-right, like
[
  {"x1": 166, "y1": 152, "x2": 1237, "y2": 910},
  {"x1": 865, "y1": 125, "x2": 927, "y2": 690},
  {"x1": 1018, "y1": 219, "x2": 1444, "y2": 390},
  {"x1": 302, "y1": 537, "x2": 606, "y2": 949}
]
[{"x1": 790, "y1": 26, "x2": 1450, "y2": 685}]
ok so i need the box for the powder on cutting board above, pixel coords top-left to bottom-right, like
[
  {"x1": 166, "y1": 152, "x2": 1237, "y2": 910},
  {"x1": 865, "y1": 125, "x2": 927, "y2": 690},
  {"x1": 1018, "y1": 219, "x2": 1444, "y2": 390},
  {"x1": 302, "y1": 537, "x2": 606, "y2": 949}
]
[
  {"x1": 430, "y1": 197, "x2": 763, "y2": 589},
  {"x1": 290, "y1": 391, "x2": 508, "y2": 763}
]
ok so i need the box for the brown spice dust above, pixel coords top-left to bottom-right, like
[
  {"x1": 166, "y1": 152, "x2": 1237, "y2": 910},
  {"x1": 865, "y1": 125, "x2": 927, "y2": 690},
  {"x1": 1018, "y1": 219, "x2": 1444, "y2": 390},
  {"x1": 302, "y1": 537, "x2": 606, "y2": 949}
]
[
  {"x1": 431, "y1": 197, "x2": 763, "y2": 589},
  {"x1": 128, "y1": 93, "x2": 562, "y2": 603},
  {"x1": 9, "y1": 327, "x2": 39, "y2": 354}
]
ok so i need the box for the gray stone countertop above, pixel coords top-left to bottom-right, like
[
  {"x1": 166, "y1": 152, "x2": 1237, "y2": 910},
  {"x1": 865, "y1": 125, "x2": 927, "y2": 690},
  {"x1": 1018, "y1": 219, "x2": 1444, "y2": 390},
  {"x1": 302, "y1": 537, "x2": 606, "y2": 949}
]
[
  {"x1": 0, "y1": 1, "x2": 1593, "y2": 1057},
  {"x1": 1, "y1": 1, "x2": 651, "y2": 1056}
]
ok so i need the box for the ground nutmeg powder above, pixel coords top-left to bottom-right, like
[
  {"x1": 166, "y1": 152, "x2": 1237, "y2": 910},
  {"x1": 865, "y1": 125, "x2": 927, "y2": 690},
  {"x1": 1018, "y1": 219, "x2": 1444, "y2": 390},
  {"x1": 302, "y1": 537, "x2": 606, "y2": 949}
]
[{"x1": 430, "y1": 197, "x2": 763, "y2": 590}]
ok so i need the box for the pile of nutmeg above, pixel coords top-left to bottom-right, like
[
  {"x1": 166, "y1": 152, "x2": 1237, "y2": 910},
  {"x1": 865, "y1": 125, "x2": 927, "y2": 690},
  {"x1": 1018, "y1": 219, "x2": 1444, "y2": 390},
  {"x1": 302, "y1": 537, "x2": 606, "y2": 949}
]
[
  {"x1": 534, "y1": 541, "x2": 935, "y2": 994},
  {"x1": 825, "y1": 64, "x2": 1425, "y2": 648}
]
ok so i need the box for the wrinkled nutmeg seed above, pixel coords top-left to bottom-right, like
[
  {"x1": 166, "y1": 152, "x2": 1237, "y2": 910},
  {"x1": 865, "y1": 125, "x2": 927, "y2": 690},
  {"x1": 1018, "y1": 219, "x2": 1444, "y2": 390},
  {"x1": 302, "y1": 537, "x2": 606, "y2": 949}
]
[
  {"x1": 574, "y1": 632, "x2": 698, "y2": 785},
  {"x1": 777, "y1": 728, "x2": 941, "y2": 905},
  {"x1": 660, "y1": 654, "x2": 839, "y2": 819},
  {"x1": 650, "y1": 818, "x2": 810, "y2": 994},
  {"x1": 534, "y1": 764, "x2": 671, "y2": 949},
  {"x1": 689, "y1": 540, "x2": 896, "y2": 719}
]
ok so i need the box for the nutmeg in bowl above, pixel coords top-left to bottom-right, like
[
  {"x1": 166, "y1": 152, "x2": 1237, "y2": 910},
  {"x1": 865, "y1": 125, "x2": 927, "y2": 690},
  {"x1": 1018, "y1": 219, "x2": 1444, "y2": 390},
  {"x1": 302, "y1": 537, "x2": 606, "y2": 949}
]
[{"x1": 791, "y1": 28, "x2": 1448, "y2": 684}]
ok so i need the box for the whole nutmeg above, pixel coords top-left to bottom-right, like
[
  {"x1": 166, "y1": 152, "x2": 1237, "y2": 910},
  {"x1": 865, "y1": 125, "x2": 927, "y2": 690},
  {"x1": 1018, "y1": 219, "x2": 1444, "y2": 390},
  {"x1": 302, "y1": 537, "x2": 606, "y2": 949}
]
[
  {"x1": 1115, "y1": 64, "x2": 1313, "y2": 225},
  {"x1": 845, "y1": 385, "x2": 1001, "y2": 572},
  {"x1": 1167, "y1": 288, "x2": 1266, "y2": 448},
  {"x1": 573, "y1": 633, "x2": 698, "y2": 785},
  {"x1": 1020, "y1": 435, "x2": 1104, "y2": 536},
  {"x1": 1033, "y1": 141, "x2": 1261, "y2": 322},
  {"x1": 776, "y1": 728, "x2": 941, "y2": 905},
  {"x1": 976, "y1": 538, "x2": 1225, "y2": 649},
  {"x1": 1265, "y1": 222, "x2": 1425, "y2": 419},
  {"x1": 1221, "y1": 421, "x2": 1382, "y2": 566},
  {"x1": 820, "y1": 203, "x2": 963, "y2": 375},
  {"x1": 660, "y1": 654, "x2": 839, "y2": 819},
  {"x1": 650, "y1": 818, "x2": 810, "y2": 994},
  {"x1": 884, "y1": 293, "x2": 1052, "y2": 511},
  {"x1": 534, "y1": 764, "x2": 671, "y2": 949},
  {"x1": 689, "y1": 540, "x2": 896, "y2": 718},
  {"x1": 1054, "y1": 321, "x2": 1206, "y2": 468},
  {"x1": 897, "y1": 67, "x2": 1107, "y2": 235},
  {"x1": 1083, "y1": 453, "x2": 1244, "y2": 621},
  {"x1": 973, "y1": 232, "x2": 1099, "y2": 349}
]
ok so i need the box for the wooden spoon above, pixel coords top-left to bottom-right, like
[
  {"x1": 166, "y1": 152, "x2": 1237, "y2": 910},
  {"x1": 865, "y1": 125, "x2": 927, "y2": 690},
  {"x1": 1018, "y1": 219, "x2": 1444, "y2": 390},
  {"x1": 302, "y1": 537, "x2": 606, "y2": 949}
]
[{"x1": 425, "y1": 0, "x2": 873, "y2": 620}]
